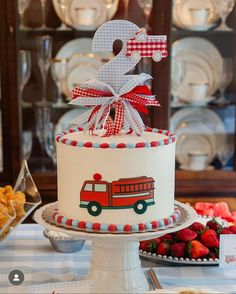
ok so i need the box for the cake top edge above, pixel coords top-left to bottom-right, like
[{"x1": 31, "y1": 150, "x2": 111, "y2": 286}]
[{"x1": 56, "y1": 127, "x2": 176, "y2": 149}]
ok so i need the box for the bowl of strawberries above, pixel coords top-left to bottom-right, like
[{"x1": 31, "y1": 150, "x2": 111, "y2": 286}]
[{"x1": 139, "y1": 217, "x2": 236, "y2": 265}]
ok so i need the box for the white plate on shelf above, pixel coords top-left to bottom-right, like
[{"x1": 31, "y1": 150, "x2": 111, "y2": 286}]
[
  {"x1": 52, "y1": 0, "x2": 119, "y2": 31},
  {"x1": 65, "y1": 62, "x2": 100, "y2": 96},
  {"x1": 175, "y1": 122, "x2": 216, "y2": 166},
  {"x1": 176, "y1": 132, "x2": 215, "y2": 166},
  {"x1": 62, "y1": 54, "x2": 102, "y2": 97},
  {"x1": 185, "y1": 23, "x2": 216, "y2": 31},
  {"x1": 55, "y1": 108, "x2": 87, "y2": 135},
  {"x1": 179, "y1": 165, "x2": 215, "y2": 171},
  {"x1": 55, "y1": 38, "x2": 112, "y2": 96},
  {"x1": 55, "y1": 37, "x2": 113, "y2": 62},
  {"x1": 184, "y1": 96, "x2": 216, "y2": 106},
  {"x1": 170, "y1": 108, "x2": 226, "y2": 162},
  {"x1": 172, "y1": 37, "x2": 223, "y2": 95},
  {"x1": 171, "y1": 51, "x2": 215, "y2": 99},
  {"x1": 173, "y1": 0, "x2": 219, "y2": 29}
]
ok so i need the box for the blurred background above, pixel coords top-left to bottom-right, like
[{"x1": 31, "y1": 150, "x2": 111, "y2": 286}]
[{"x1": 0, "y1": 0, "x2": 236, "y2": 210}]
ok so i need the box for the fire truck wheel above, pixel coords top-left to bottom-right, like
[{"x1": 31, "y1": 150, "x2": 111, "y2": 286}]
[
  {"x1": 152, "y1": 51, "x2": 162, "y2": 62},
  {"x1": 133, "y1": 200, "x2": 147, "y2": 214},
  {"x1": 87, "y1": 202, "x2": 102, "y2": 216},
  {"x1": 131, "y1": 50, "x2": 141, "y2": 62}
]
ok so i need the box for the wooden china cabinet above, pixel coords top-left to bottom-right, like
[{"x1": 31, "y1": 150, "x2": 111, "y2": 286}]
[{"x1": 0, "y1": 0, "x2": 236, "y2": 211}]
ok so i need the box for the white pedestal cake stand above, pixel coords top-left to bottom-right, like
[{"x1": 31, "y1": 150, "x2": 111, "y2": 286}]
[{"x1": 34, "y1": 201, "x2": 197, "y2": 294}]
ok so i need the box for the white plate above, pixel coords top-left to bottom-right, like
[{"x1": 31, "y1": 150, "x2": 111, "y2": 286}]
[
  {"x1": 140, "y1": 214, "x2": 227, "y2": 266},
  {"x1": 172, "y1": 37, "x2": 223, "y2": 96},
  {"x1": 175, "y1": 122, "x2": 216, "y2": 166},
  {"x1": 185, "y1": 96, "x2": 215, "y2": 106},
  {"x1": 55, "y1": 38, "x2": 112, "y2": 96},
  {"x1": 65, "y1": 62, "x2": 100, "y2": 96},
  {"x1": 55, "y1": 108, "x2": 87, "y2": 135},
  {"x1": 172, "y1": 59, "x2": 211, "y2": 100},
  {"x1": 173, "y1": 0, "x2": 219, "y2": 29},
  {"x1": 180, "y1": 164, "x2": 215, "y2": 171},
  {"x1": 140, "y1": 252, "x2": 219, "y2": 266},
  {"x1": 185, "y1": 23, "x2": 216, "y2": 31},
  {"x1": 176, "y1": 133, "x2": 214, "y2": 166},
  {"x1": 55, "y1": 37, "x2": 112, "y2": 61},
  {"x1": 52, "y1": 0, "x2": 119, "y2": 31},
  {"x1": 63, "y1": 54, "x2": 103, "y2": 97},
  {"x1": 171, "y1": 51, "x2": 215, "y2": 99},
  {"x1": 170, "y1": 108, "x2": 226, "y2": 163}
]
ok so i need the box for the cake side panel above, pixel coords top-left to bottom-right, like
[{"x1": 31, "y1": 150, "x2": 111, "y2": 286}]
[{"x1": 56, "y1": 142, "x2": 175, "y2": 225}]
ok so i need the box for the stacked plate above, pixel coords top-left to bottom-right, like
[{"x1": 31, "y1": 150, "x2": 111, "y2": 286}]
[
  {"x1": 171, "y1": 37, "x2": 223, "y2": 106},
  {"x1": 54, "y1": 38, "x2": 112, "y2": 136},
  {"x1": 170, "y1": 108, "x2": 226, "y2": 170},
  {"x1": 55, "y1": 37, "x2": 113, "y2": 98},
  {"x1": 172, "y1": 0, "x2": 219, "y2": 31},
  {"x1": 52, "y1": 0, "x2": 119, "y2": 31}
]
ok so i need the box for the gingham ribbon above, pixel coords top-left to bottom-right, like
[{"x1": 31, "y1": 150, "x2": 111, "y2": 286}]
[{"x1": 69, "y1": 74, "x2": 160, "y2": 136}]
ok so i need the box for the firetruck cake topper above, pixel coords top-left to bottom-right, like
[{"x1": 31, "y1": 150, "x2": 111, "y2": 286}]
[{"x1": 69, "y1": 20, "x2": 168, "y2": 137}]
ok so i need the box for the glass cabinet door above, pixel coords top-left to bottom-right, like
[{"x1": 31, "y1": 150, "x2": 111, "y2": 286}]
[{"x1": 170, "y1": 1, "x2": 236, "y2": 173}]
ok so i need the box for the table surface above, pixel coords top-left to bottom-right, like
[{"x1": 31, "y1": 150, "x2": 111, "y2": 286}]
[{"x1": 0, "y1": 224, "x2": 236, "y2": 293}]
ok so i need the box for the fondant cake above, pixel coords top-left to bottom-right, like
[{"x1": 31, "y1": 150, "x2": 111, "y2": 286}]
[
  {"x1": 51, "y1": 20, "x2": 180, "y2": 233},
  {"x1": 53, "y1": 127, "x2": 179, "y2": 233}
]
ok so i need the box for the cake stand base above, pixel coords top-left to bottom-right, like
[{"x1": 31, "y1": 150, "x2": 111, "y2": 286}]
[
  {"x1": 87, "y1": 240, "x2": 148, "y2": 293},
  {"x1": 34, "y1": 202, "x2": 197, "y2": 293}
]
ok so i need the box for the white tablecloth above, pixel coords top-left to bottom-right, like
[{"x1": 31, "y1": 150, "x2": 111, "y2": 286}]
[{"x1": 0, "y1": 224, "x2": 236, "y2": 293}]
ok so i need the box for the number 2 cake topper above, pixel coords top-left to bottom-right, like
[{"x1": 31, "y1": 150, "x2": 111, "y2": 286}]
[{"x1": 69, "y1": 20, "x2": 168, "y2": 137}]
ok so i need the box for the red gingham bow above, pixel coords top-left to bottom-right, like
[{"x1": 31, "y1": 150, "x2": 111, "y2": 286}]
[{"x1": 71, "y1": 85, "x2": 160, "y2": 136}]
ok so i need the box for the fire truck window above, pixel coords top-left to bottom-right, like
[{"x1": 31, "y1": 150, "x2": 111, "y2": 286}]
[
  {"x1": 84, "y1": 183, "x2": 93, "y2": 191},
  {"x1": 144, "y1": 183, "x2": 147, "y2": 190},
  {"x1": 130, "y1": 185, "x2": 134, "y2": 192},
  {"x1": 135, "y1": 184, "x2": 139, "y2": 191},
  {"x1": 125, "y1": 185, "x2": 130, "y2": 192},
  {"x1": 121, "y1": 186, "x2": 125, "y2": 193},
  {"x1": 94, "y1": 184, "x2": 107, "y2": 192}
]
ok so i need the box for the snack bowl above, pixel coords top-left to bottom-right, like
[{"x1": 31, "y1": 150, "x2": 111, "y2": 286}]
[
  {"x1": 43, "y1": 229, "x2": 85, "y2": 253},
  {"x1": 0, "y1": 160, "x2": 42, "y2": 241}
]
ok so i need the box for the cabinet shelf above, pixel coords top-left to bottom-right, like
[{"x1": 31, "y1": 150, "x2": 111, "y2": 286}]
[
  {"x1": 19, "y1": 28, "x2": 95, "y2": 38},
  {"x1": 170, "y1": 101, "x2": 236, "y2": 109},
  {"x1": 171, "y1": 28, "x2": 236, "y2": 36}
]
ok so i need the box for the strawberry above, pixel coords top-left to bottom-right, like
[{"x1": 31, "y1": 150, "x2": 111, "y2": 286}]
[
  {"x1": 160, "y1": 233, "x2": 174, "y2": 242},
  {"x1": 228, "y1": 225, "x2": 236, "y2": 234},
  {"x1": 208, "y1": 248, "x2": 219, "y2": 260},
  {"x1": 176, "y1": 228, "x2": 197, "y2": 242},
  {"x1": 188, "y1": 240, "x2": 209, "y2": 259},
  {"x1": 220, "y1": 228, "x2": 234, "y2": 234},
  {"x1": 139, "y1": 241, "x2": 150, "y2": 251},
  {"x1": 221, "y1": 216, "x2": 235, "y2": 223},
  {"x1": 157, "y1": 241, "x2": 170, "y2": 256},
  {"x1": 139, "y1": 240, "x2": 157, "y2": 252},
  {"x1": 152, "y1": 237, "x2": 161, "y2": 245},
  {"x1": 171, "y1": 242, "x2": 186, "y2": 258},
  {"x1": 190, "y1": 222, "x2": 205, "y2": 233},
  {"x1": 206, "y1": 219, "x2": 222, "y2": 232},
  {"x1": 200, "y1": 229, "x2": 219, "y2": 248}
]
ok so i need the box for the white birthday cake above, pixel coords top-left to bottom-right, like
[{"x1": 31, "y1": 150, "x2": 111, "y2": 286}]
[{"x1": 51, "y1": 20, "x2": 180, "y2": 233}]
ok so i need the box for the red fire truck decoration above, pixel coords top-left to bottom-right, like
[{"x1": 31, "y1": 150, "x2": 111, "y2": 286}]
[
  {"x1": 80, "y1": 173, "x2": 155, "y2": 216},
  {"x1": 126, "y1": 29, "x2": 168, "y2": 63}
]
